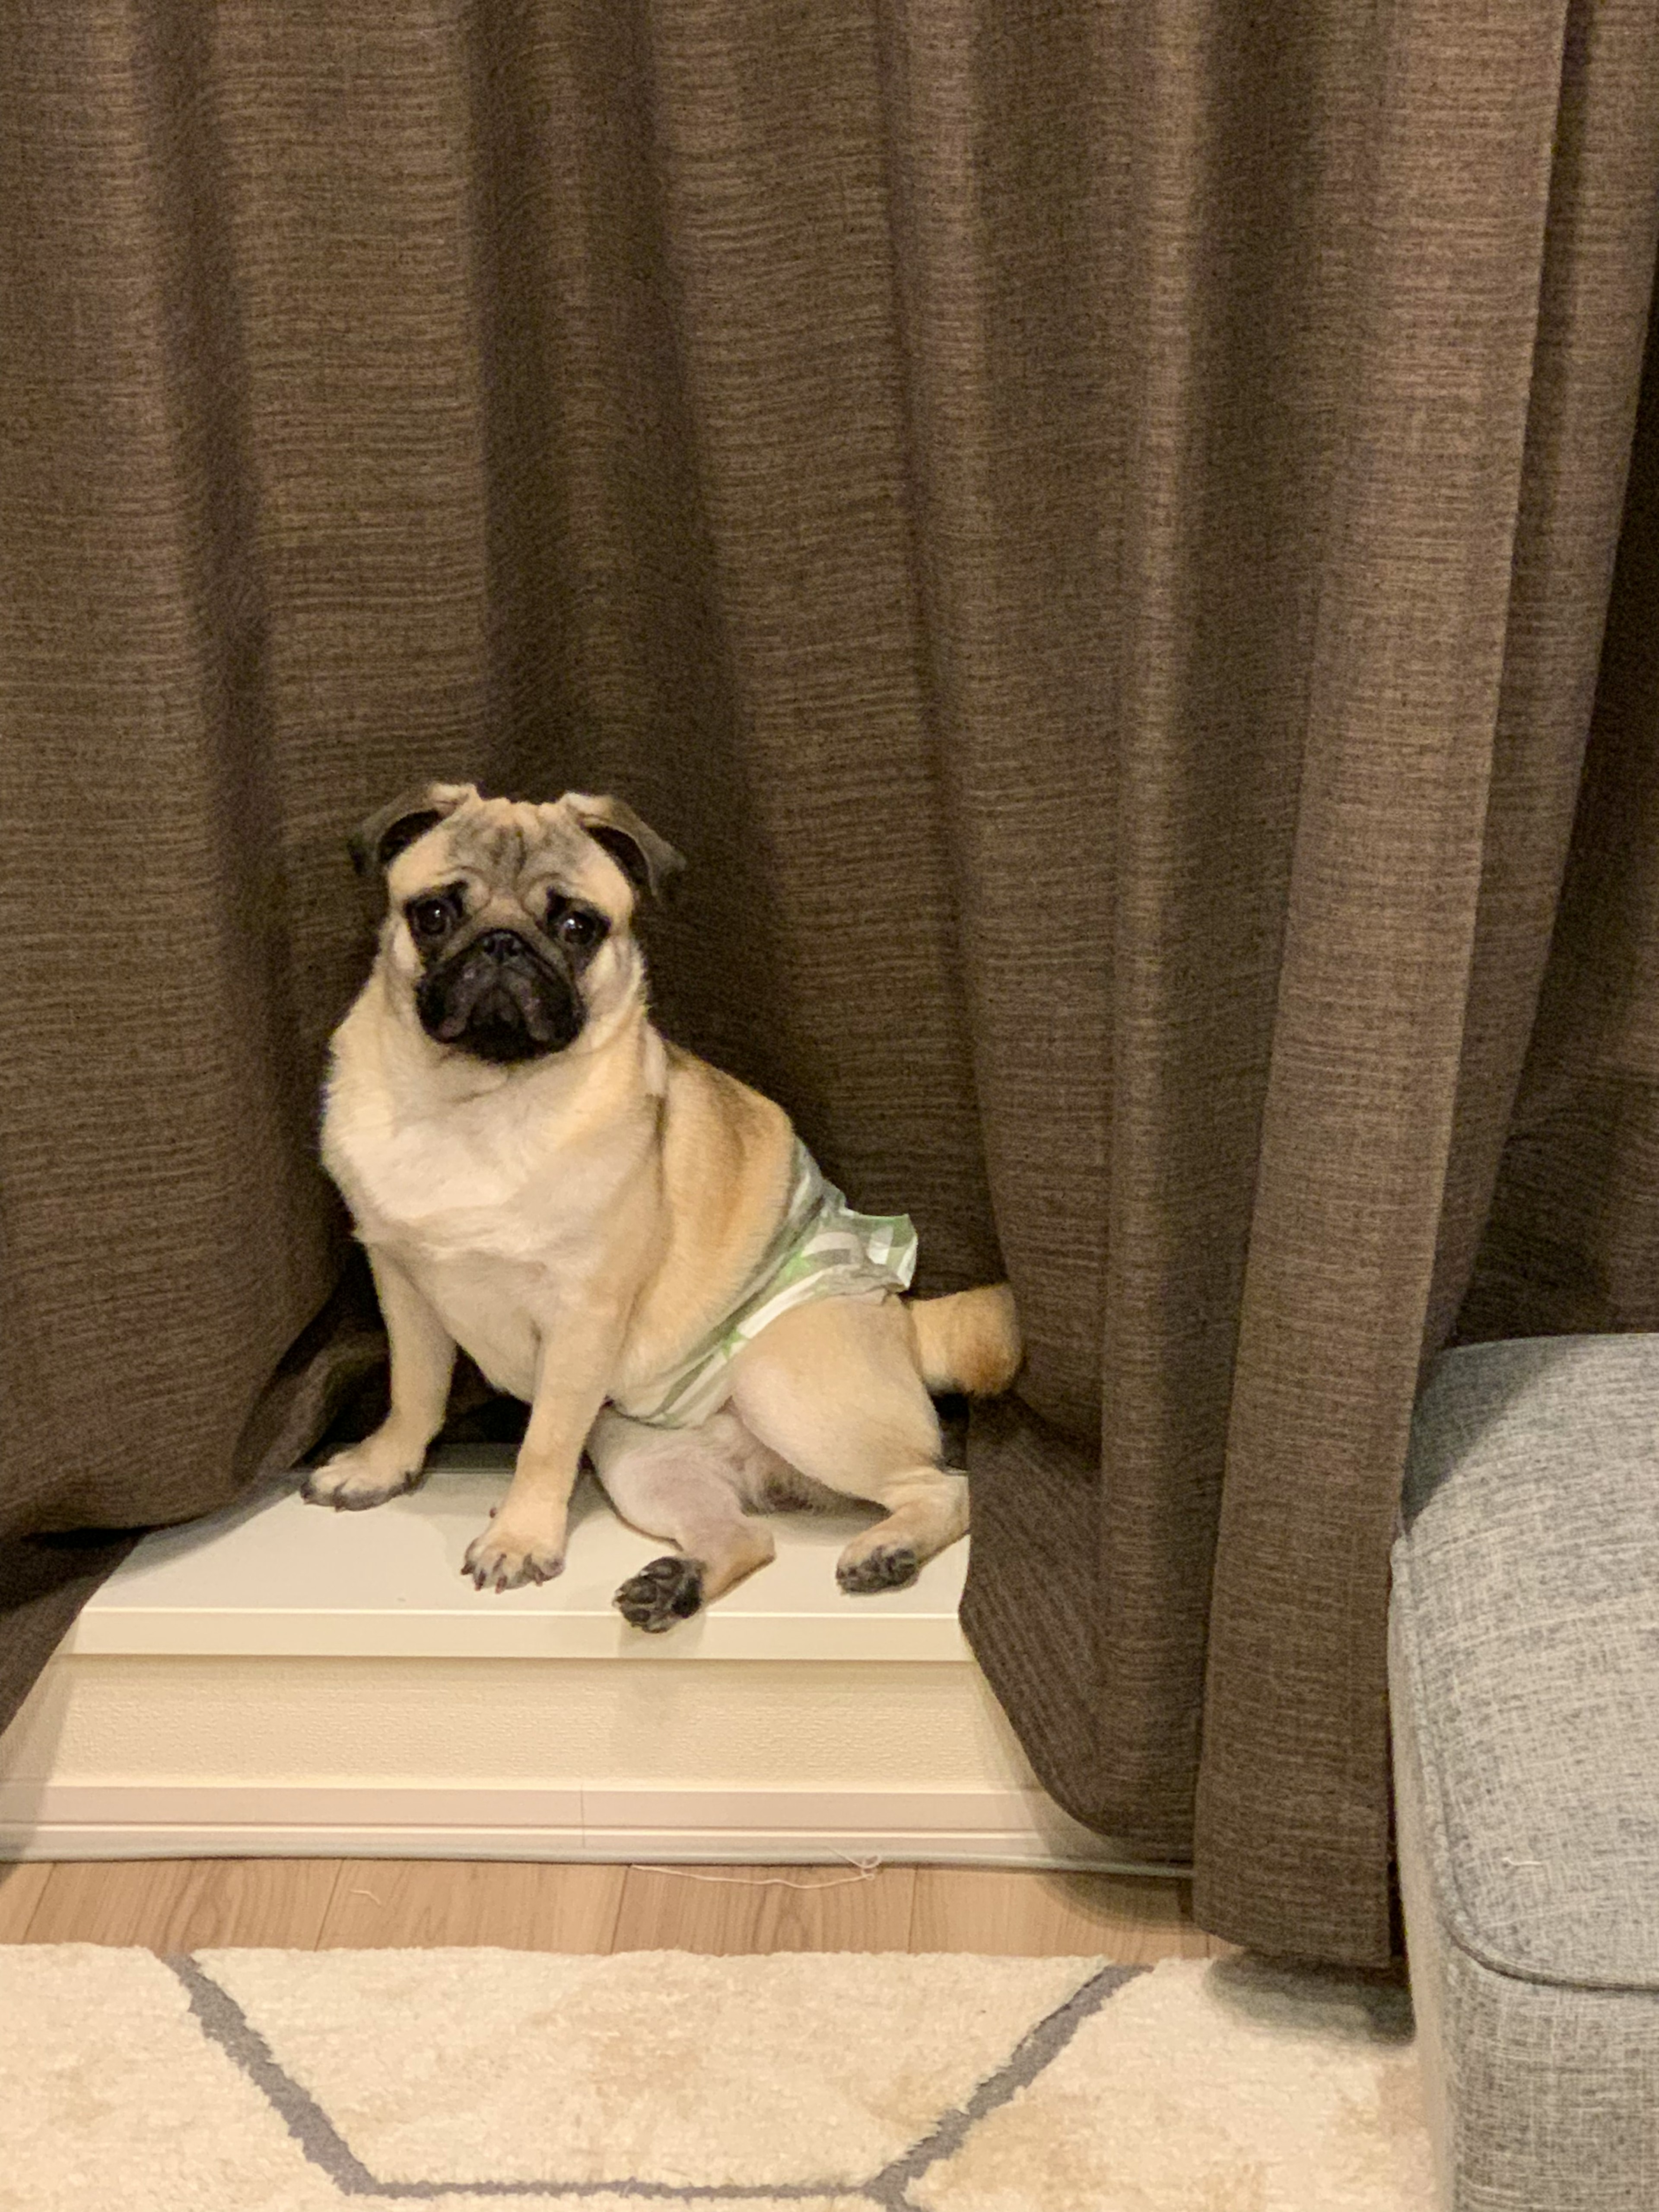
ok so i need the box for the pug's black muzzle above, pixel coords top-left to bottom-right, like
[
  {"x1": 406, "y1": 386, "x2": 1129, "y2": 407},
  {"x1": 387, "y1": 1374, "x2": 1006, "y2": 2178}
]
[{"x1": 416, "y1": 929, "x2": 582, "y2": 1063}]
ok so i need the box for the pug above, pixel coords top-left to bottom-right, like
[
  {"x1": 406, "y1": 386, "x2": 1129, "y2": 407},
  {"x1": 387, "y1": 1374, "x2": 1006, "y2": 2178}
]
[{"x1": 306, "y1": 782, "x2": 1021, "y2": 1629}]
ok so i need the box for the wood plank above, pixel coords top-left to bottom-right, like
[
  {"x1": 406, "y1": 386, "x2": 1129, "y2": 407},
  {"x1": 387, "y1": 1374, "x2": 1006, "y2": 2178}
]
[
  {"x1": 22, "y1": 1858, "x2": 344, "y2": 1948},
  {"x1": 11, "y1": 1858, "x2": 1238, "y2": 1961},
  {"x1": 0, "y1": 1862, "x2": 53, "y2": 1941},
  {"x1": 318, "y1": 1859, "x2": 624, "y2": 1951},
  {"x1": 909, "y1": 1868, "x2": 1233, "y2": 1960},
  {"x1": 613, "y1": 1862, "x2": 917, "y2": 1955}
]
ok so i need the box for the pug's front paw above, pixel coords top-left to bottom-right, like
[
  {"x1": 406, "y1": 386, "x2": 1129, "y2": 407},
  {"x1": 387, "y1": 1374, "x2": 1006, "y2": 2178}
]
[
  {"x1": 462, "y1": 1520, "x2": 566, "y2": 1593},
  {"x1": 302, "y1": 1443, "x2": 426, "y2": 1511}
]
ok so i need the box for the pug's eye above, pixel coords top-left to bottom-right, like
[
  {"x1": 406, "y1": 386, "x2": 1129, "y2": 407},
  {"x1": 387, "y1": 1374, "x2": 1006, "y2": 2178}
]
[
  {"x1": 555, "y1": 907, "x2": 606, "y2": 953},
  {"x1": 406, "y1": 896, "x2": 456, "y2": 942}
]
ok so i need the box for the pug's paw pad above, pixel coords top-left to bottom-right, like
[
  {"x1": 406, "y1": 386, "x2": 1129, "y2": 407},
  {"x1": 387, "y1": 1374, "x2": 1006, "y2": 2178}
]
[
  {"x1": 462, "y1": 1524, "x2": 565, "y2": 1592},
  {"x1": 301, "y1": 1449, "x2": 424, "y2": 1511},
  {"x1": 836, "y1": 1542, "x2": 920, "y2": 1594},
  {"x1": 614, "y1": 1555, "x2": 703, "y2": 1632}
]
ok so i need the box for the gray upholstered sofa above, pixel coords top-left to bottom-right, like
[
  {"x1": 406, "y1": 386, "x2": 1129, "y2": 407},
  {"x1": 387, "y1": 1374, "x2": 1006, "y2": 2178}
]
[{"x1": 1391, "y1": 1335, "x2": 1659, "y2": 2211}]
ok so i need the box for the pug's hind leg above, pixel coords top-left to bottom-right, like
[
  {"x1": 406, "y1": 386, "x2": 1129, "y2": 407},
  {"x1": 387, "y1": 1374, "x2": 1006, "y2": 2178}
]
[
  {"x1": 589, "y1": 1411, "x2": 777, "y2": 1632},
  {"x1": 302, "y1": 1251, "x2": 455, "y2": 1510},
  {"x1": 728, "y1": 1295, "x2": 968, "y2": 1593}
]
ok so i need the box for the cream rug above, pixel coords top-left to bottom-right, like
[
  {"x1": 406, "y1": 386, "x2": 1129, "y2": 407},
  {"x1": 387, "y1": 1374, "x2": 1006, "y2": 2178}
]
[{"x1": 0, "y1": 1947, "x2": 1433, "y2": 2210}]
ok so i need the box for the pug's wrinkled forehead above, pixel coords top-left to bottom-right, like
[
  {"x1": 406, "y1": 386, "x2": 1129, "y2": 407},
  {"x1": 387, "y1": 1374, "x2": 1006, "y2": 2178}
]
[{"x1": 353, "y1": 783, "x2": 683, "y2": 918}]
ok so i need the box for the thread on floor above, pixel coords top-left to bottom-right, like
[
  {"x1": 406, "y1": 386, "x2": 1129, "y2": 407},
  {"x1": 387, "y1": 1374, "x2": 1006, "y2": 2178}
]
[{"x1": 633, "y1": 1852, "x2": 884, "y2": 1891}]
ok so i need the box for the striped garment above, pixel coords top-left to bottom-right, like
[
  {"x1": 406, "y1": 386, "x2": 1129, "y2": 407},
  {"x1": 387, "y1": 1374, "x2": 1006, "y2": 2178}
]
[{"x1": 612, "y1": 1139, "x2": 918, "y2": 1429}]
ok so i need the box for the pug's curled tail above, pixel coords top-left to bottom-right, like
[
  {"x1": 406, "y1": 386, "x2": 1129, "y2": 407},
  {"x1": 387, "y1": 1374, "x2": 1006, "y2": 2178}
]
[{"x1": 907, "y1": 1283, "x2": 1022, "y2": 1397}]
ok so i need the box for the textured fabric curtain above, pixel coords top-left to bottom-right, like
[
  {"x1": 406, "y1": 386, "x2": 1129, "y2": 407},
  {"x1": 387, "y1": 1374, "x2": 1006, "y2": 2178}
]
[{"x1": 3, "y1": 0, "x2": 1657, "y2": 1965}]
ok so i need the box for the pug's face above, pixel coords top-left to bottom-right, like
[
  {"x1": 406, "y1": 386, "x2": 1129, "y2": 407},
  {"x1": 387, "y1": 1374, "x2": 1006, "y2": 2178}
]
[{"x1": 354, "y1": 784, "x2": 682, "y2": 1066}]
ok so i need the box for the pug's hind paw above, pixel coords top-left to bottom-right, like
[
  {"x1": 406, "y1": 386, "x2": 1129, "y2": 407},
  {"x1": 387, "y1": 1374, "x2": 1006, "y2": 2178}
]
[
  {"x1": 836, "y1": 1541, "x2": 920, "y2": 1594},
  {"x1": 614, "y1": 1555, "x2": 704, "y2": 1632}
]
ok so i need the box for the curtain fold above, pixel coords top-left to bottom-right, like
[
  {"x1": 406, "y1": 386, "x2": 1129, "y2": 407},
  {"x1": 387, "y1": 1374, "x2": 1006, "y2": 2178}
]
[
  {"x1": 4, "y1": 0, "x2": 1657, "y2": 1964},
  {"x1": 1461, "y1": 212, "x2": 1659, "y2": 1347},
  {"x1": 1197, "y1": 0, "x2": 1607, "y2": 1961}
]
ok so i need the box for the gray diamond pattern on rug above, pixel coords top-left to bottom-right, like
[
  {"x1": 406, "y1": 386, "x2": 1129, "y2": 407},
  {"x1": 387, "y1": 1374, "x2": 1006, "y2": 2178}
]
[{"x1": 0, "y1": 1947, "x2": 1432, "y2": 2210}]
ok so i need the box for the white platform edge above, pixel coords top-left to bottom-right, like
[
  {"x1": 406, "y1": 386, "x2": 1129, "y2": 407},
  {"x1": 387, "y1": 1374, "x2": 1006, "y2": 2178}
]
[
  {"x1": 58, "y1": 1610, "x2": 973, "y2": 1663},
  {"x1": 57, "y1": 1462, "x2": 977, "y2": 1662},
  {"x1": 0, "y1": 1781, "x2": 1188, "y2": 1876}
]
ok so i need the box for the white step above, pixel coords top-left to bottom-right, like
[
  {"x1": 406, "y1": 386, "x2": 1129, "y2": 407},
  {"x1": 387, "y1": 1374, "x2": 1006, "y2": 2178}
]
[
  {"x1": 0, "y1": 1448, "x2": 1174, "y2": 1875},
  {"x1": 62, "y1": 1449, "x2": 973, "y2": 1663}
]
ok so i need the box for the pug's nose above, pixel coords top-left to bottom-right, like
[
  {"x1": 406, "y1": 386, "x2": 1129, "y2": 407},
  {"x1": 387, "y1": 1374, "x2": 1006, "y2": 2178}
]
[{"x1": 475, "y1": 929, "x2": 529, "y2": 961}]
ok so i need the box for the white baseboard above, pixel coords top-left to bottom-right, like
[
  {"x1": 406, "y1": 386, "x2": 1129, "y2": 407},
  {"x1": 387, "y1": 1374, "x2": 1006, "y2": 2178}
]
[
  {"x1": 0, "y1": 1828, "x2": 1174, "y2": 1872},
  {"x1": 0, "y1": 1781, "x2": 1185, "y2": 1876}
]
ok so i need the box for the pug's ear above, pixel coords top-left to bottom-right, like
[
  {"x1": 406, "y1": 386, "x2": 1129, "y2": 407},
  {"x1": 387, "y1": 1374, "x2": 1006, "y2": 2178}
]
[
  {"x1": 349, "y1": 782, "x2": 476, "y2": 880},
  {"x1": 566, "y1": 792, "x2": 686, "y2": 903}
]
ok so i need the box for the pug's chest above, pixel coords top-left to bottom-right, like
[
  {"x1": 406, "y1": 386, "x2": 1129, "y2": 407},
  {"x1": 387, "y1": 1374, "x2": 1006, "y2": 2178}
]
[{"x1": 325, "y1": 1106, "x2": 611, "y2": 1402}]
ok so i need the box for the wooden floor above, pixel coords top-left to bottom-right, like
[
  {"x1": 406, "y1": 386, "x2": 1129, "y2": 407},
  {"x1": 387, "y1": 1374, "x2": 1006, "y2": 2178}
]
[{"x1": 0, "y1": 1857, "x2": 1231, "y2": 1959}]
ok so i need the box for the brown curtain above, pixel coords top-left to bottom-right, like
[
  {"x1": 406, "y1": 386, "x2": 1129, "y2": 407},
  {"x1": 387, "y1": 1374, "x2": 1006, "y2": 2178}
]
[{"x1": 3, "y1": 0, "x2": 1658, "y2": 1966}]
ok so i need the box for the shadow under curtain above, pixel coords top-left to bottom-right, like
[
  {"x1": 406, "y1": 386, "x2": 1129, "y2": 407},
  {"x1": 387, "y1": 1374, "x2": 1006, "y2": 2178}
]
[{"x1": 3, "y1": 0, "x2": 1659, "y2": 1965}]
